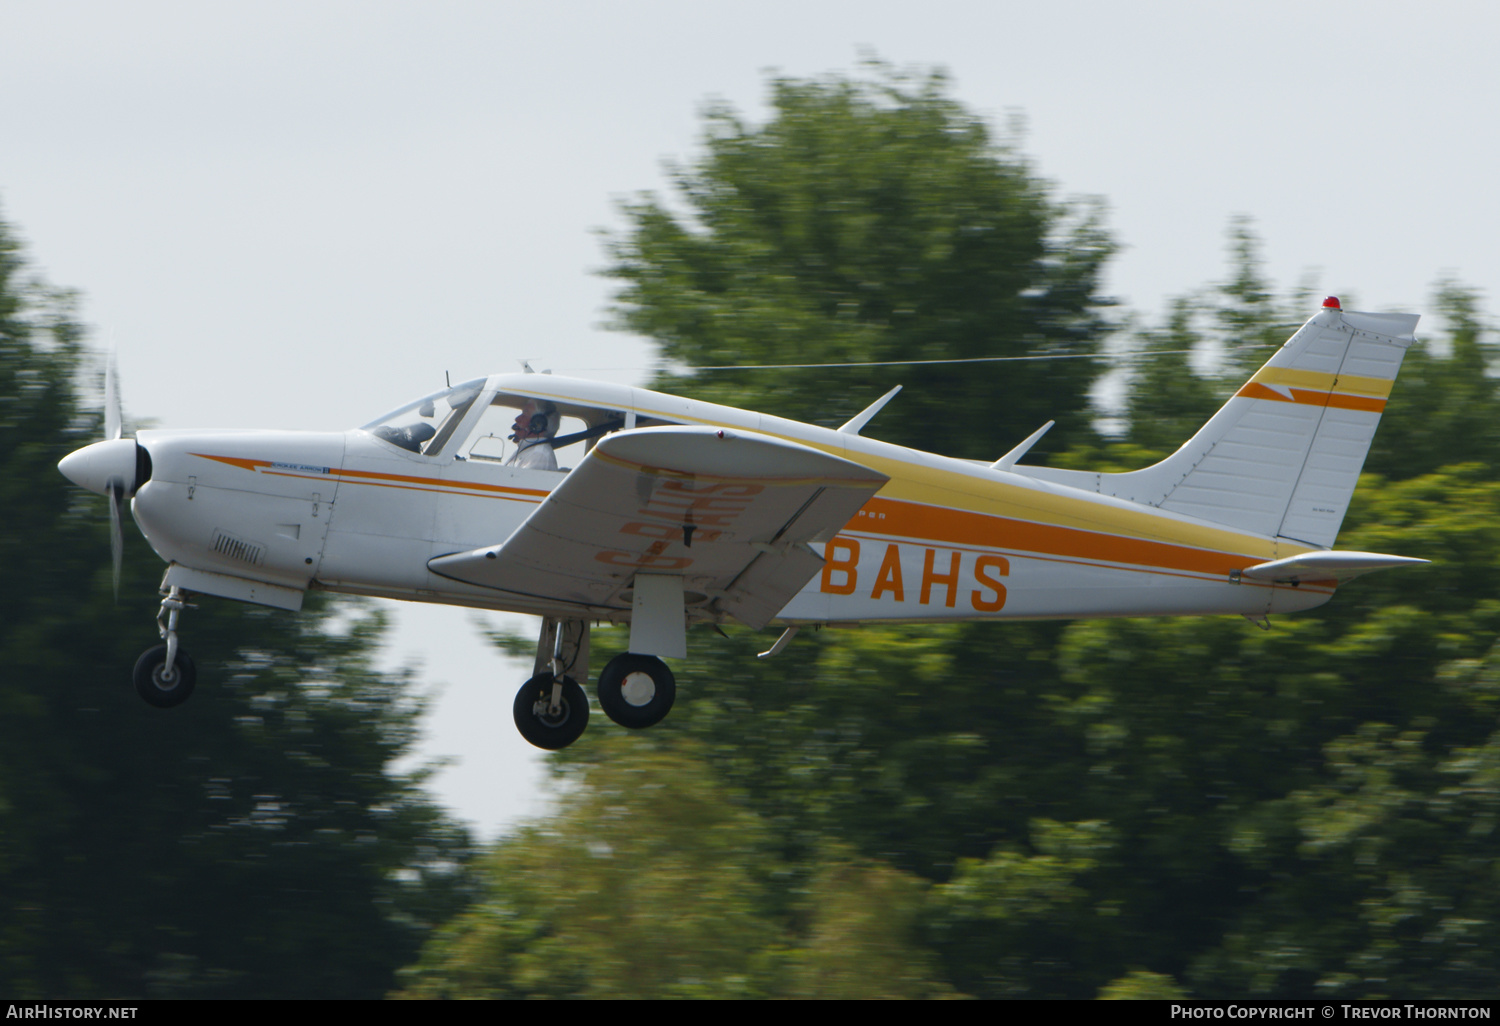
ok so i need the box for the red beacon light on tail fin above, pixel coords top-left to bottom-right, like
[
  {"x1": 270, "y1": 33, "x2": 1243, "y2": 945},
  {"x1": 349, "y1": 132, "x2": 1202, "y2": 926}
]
[{"x1": 1323, "y1": 296, "x2": 1342, "y2": 309}]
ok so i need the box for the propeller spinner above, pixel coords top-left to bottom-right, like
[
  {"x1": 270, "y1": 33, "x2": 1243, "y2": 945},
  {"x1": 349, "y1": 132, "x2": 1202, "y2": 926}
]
[{"x1": 57, "y1": 354, "x2": 150, "y2": 597}]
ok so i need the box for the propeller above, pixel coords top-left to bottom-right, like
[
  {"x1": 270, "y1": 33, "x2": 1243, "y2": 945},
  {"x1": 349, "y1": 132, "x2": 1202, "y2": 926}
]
[
  {"x1": 105, "y1": 353, "x2": 124, "y2": 598},
  {"x1": 104, "y1": 347, "x2": 121, "y2": 442},
  {"x1": 58, "y1": 349, "x2": 149, "y2": 600}
]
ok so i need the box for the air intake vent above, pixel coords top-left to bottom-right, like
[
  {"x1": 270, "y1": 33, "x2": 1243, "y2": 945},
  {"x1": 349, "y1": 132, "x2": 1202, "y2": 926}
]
[{"x1": 212, "y1": 530, "x2": 264, "y2": 566}]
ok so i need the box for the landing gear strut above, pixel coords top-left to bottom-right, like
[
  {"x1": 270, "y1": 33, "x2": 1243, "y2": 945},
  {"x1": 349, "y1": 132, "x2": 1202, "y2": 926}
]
[
  {"x1": 509, "y1": 618, "x2": 680, "y2": 747},
  {"x1": 133, "y1": 586, "x2": 196, "y2": 708},
  {"x1": 513, "y1": 617, "x2": 592, "y2": 750}
]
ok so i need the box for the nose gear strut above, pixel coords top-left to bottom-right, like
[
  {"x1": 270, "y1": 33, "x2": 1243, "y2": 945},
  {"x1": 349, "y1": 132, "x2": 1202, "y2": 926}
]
[{"x1": 132, "y1": 585, "x2": 197, "y2": 708}]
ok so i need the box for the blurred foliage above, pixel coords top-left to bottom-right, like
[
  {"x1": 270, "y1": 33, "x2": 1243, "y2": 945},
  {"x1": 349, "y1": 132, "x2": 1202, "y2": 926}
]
[
  {"x1": 393, "y1": 65, "x2": 1500, "y2": 1000},
  {"x1": 429, "y1": 458, "x2": 1500, "y2": 999},
  {"x1": 0, "y1": 213, "x2": 474, "y2": 998},
  {"x1": 1098, "y1": 969, "x2": 1188, "y2": 999},
  {"x1": 1097, "y1": 220, "x2": 1499, "y2": 482},
  {"x1": 393, "y1": 744, "x2": 953, "y2": 999},
  {"x1": 604, "y1": 60, "x2": 1114, "y2": 462},
  {"x1": 1364, "y1": 282, "x2": 1500, "y2": 480},
  {"x1": 10, "y1": 53, "x2": 1500, "y2": 999}
]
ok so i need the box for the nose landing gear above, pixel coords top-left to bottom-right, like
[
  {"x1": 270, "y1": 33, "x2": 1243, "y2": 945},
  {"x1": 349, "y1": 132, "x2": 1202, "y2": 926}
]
[{"x1": 132, "y1": 586, "x2": 196, "y2": 708}]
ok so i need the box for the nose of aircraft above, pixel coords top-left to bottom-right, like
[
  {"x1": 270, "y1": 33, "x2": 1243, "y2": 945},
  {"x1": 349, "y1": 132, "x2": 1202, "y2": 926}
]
[{"x1": 58, "y1": 437, "x2": 141, "y2": 495}]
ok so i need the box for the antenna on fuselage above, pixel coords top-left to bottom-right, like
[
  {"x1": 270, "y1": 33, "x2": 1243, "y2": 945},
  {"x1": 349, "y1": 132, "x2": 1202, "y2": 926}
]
[
  {"x1": 991, "y1": 420, "x2": 1055, "y2": 471},
  {"x1": 838, "y1": 385, "x2": 903, "y2": 436}
]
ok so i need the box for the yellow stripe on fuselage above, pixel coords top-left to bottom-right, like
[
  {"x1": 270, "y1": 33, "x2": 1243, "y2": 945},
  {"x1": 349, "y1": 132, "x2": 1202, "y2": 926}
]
[
  {"x1": 841, "y1": 452, "x2": 1294, "y2": 566},
  {"x1": 607, "y1": 400, "x2": 1299, "y2": 569}
]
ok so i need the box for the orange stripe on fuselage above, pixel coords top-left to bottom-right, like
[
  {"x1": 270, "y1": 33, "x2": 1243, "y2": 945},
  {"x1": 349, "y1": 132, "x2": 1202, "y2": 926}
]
[
  {"x1": 191, "y1": 453, "x2": 271, "y2": 472},
  {"x1": 330, "y1": 465, "x2": 550, "y2": 498},
  {"x1": 192, "y1": 453, "x2": 1287, "y2": 581},
  {"x1": 190, "y1": 452, "x2": 552, "y2": 501},
  {"x1": 856, "y1": 496, "x2": 1261, "y2": 578}
]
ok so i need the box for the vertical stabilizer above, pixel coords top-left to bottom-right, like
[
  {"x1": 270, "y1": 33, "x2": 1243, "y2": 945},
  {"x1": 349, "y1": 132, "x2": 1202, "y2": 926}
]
[{"x1": 1015, "y1": 301, "x2": 1419, "y2": 547}]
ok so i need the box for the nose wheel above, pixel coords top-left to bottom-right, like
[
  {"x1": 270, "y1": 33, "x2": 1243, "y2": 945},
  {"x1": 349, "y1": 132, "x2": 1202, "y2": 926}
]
[
  {"x1": 133, "y1": 586, "x2": 196, "y2": 708},
  {"x1": 133, "y1": 644, "x2": 197, "y2": 708}
]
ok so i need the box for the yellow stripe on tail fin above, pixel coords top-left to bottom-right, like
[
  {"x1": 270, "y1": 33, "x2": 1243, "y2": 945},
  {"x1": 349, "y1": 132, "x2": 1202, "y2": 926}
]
[{"x1": 1016, "y1": 300, "x2": 1419, "y2": 547}]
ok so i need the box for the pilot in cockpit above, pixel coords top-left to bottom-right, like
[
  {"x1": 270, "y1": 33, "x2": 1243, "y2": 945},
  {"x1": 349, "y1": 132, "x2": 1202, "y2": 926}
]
[{"x1": 507, "y1": 400, "x2": 560, "y2": 471}]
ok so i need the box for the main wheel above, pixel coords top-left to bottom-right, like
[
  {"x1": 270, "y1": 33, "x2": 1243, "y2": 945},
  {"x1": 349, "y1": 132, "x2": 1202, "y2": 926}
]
[
  {"x1": 132, "y1": 644, "x2": 197, "y2": 708},
  {"x1": 596, "y1": 653, "x2": 676, "y2": 729},
  {"x1": 513, "y1": 673, "x2": 590, "y2": 750}
]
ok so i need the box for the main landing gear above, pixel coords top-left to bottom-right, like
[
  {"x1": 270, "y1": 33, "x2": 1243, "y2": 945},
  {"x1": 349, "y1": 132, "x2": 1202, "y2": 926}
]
[
  {"x1": 132, "y1": 586, "x2": 196, "y2": 708},
  {"x1": 513, "y1": 673, "x2": 590, "y2": 750},
  {"x1": 511, "y1": 617, "x2": 678, "y2": 750},
  {"x1": 596, "y1": 653, "x2": 675, "y2": 729}
]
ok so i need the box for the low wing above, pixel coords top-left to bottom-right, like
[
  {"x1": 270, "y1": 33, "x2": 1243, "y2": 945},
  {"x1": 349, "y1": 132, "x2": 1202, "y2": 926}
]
[
  {"x1": 1240, "y1": 550, "x2": 1429, "y2": 585},
  {"x1": 428, "y1": 426, "x2": 889, "y2": 628}
]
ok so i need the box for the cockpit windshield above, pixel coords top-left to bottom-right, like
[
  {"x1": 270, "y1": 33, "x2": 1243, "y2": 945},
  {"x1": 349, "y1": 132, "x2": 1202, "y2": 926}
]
[{"x1": 363, "y1": 379, "x2": 486, "y2": 455}]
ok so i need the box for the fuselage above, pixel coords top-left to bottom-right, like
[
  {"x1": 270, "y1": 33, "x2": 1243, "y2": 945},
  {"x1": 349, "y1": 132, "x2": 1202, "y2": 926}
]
[{"x1": 127, "y1": 373, "x2": 1329, "y2": 625}]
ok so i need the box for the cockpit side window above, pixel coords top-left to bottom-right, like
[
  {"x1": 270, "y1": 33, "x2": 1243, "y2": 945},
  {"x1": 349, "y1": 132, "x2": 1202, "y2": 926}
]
[{"x1": 459, "y1": 395, "x2": 627, "y2": 471}]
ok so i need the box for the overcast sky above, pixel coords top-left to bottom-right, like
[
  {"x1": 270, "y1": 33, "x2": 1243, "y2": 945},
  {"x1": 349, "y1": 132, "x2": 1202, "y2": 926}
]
[{"x1": 5, "y1": 0, "x2": 1496, "y2": 839}]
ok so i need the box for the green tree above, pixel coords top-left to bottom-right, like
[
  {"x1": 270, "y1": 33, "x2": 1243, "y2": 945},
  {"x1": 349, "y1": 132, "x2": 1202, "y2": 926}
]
[
  {"x1": 1117, "y1": 220, "x2": 1309, "y2": 456},
  {"x1": 1118, "y1": 296, "x2": 1224, "y2": 454},
  {"x1": 1109, "y1": 222, "x2": 1493, "y2": 484},
  {"x1": 0, "y1": 211, "x2": 472, "y2": 998},
  {"x1": 590, "y1": 234, "x2": 1500, "y2": 995},
  {"x1": 1364, "y1": 281, "x2": 1500, "y2": 480},
  {"x1": 394, "y1": 744, "x2": 951, "y2": 998},
  {"x1": 1022, "y1": 467, "x2": 1500, "y2": 997},
  {"x1": 415, "y1": 89, "x2": 1500, "y2": 998},
  {"x1": 604, "y1": 61, "x2": 1114, "y2": 462}
]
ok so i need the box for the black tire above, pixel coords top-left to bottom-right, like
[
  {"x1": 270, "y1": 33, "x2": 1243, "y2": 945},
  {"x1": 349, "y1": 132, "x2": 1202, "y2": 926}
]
[
  {"x1": 513, "y1": 673, "x2": 589, "y2": 750},
  {"x1": 132, "y1": 644, "x2": 197, "y2": 709},
  {"x1": 596, "y1": 653, "x2": 676, "y2": 729}
]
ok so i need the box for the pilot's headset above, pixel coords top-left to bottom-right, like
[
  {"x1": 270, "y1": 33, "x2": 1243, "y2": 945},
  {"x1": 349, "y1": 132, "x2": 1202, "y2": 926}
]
[
  {"x1": 516, "y1": 401, "x2": 559, "y2": 441},
  {"x1": 531, "y1": 402, "x2": 560, "y2": 439}
]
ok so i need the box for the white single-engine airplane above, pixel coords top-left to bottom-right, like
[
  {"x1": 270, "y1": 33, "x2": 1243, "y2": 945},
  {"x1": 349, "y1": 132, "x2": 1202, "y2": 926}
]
[{"x1": 60, "y1": 298, "x2": 1427, "y2": 749}]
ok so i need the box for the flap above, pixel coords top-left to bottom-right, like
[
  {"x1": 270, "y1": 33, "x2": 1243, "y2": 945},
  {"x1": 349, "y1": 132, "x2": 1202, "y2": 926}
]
[
  {"x1": 1240, "y1": 550, "x2": 1429, "y2": 585},
  {"x1": 428, "y1": 426, "x2": 889, "y2": 628}
]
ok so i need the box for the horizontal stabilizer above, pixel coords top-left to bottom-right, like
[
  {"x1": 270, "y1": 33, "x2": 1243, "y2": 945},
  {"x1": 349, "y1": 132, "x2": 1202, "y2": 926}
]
[{"x1": 1240, "y1": 550, "x2": 1428, "y2": 585}]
